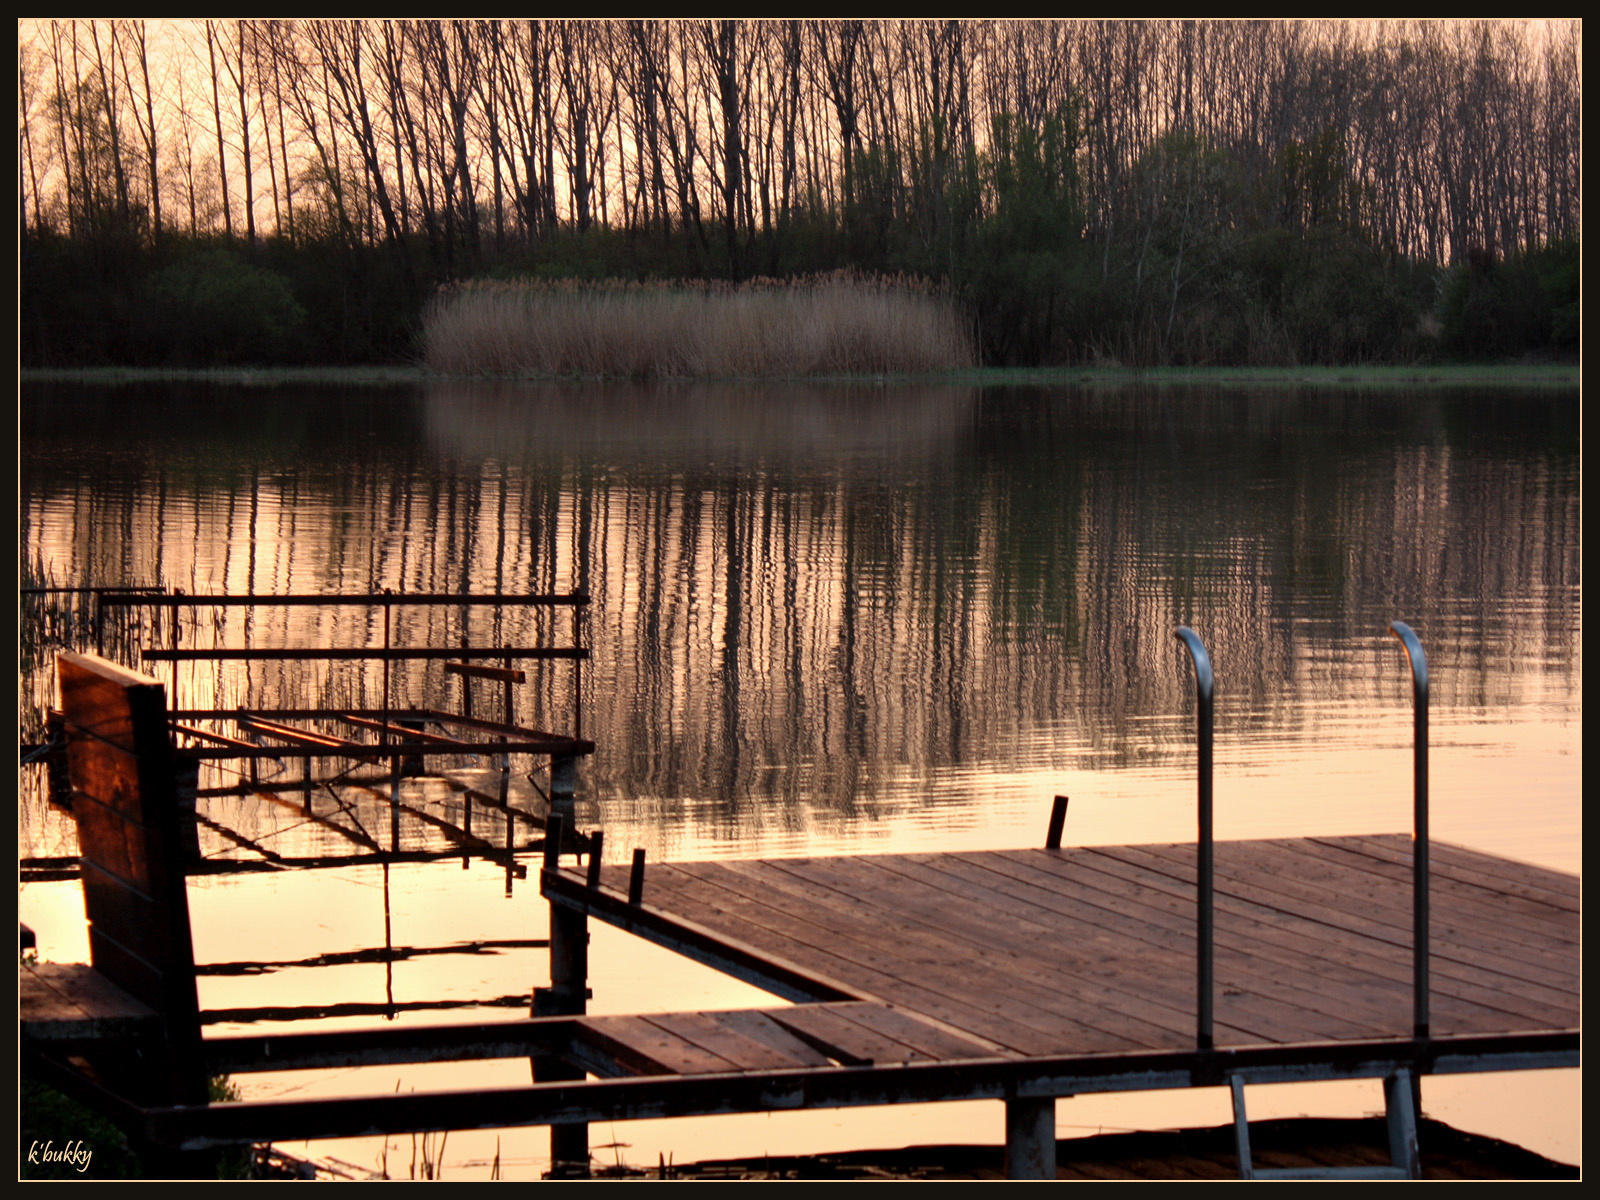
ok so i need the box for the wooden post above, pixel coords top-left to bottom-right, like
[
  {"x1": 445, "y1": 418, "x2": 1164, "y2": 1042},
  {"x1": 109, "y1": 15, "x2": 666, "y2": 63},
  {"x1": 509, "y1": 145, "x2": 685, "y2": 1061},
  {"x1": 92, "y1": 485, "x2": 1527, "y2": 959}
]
[
  {"x1": 56, "y1": 651, "x2": 215, "y2": 1175},
  {"x1": 1003, "y1": 1096, "x2": 1056, "y2": 1179},
  {"x1": 550, "y1": 753, "x2": 577, "y2": 854},
  {"x1": 44, "y1": 710, "x2": 70, "y2": 809},
  {"x1": 628, "y1": 849, "x2": 646, "y2": 905},
  {"x1": 533, "y1": 812, "x2": 590, "y2": 1177},
  {"x1": 1045, "y1": 795, "x2": 1069, "y2": 849}
]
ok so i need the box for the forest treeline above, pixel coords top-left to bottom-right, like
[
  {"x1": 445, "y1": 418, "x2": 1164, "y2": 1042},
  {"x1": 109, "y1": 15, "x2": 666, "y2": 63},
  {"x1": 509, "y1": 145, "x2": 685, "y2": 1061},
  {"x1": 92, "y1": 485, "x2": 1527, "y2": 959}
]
[{"x1": 18, "y1": 19, "x2": 1580, "y2": 370}]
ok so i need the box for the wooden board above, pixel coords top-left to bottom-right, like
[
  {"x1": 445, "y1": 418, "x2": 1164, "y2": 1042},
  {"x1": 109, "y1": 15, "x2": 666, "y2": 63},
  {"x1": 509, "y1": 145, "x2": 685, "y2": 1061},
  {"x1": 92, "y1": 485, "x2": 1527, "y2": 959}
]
[
  {"x1": 558, "y1": 836, "x2": 1578, "y2": 1059},
  {"x1": 20, "y1": 960, "x2": 161, "y2": 1042},
  {"x1": 573, "y1": 1002, "x2": 1012, "y2": 1077},
  {"x1": 58, "y1": 652, "x2": 200, "y2": 1025}
]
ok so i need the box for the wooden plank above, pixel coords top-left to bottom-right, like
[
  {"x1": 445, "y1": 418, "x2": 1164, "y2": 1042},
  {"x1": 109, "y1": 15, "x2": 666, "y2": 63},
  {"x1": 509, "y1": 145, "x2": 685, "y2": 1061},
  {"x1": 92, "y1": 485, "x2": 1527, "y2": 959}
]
[
  {"x1": 642, "y1": 1010, "x2": 835, "y2": 1072},
  {"x1": 1232, "y1": 837, "x2": 1577, "y2": 950},
  {"x1": 236, "y1": 716, "x2": 360, "y2": 750},
  {"x1": 445, "y1": 662, "x2": 526, "y2": 684},
  {"x1": 785, "y1": 854, "x2": 1391, "y2": 1045},
  {"x1": 665, "y1": 859, "x2": 1193, "y2": 1051},
  {"x1": 59, "y1": 653, "x2": 200, "y2": 1027},
  {"x1": 1129, "y1": 840, "x2": 1578, "y2": 994},
  {"x1": 57, "y1": 650, "x2": 166, "y2": 751},
  {"x1": 572, "y1": 1014, "x2": 740, "y2": 1076},
  {"x1": 1268, "y1": 837, "x2": 1579, "y2": 946},
  {"x1": 1309, "y1": 835, "x2": 1579, "y2": 914},
  {"x1": 335, "y1": 714, "x2": 481, "y2": 749},
  {"x1": 770, "y1": 1003, "x2": 1010, "y2": 1066},
  {"x1": 20, "y1": 961, "x2": 160, "y2": 1041},
  {"x1": 808, "y1": 848, "x2": 1573, "y2": 1038},
  {"x1": 893, "y1": 852, "x2": 1408, "y2": 1041},
  {"x1": 1060, "y1": 846, "x2": 1578, "y2": 1030},
  {"x1": 1356, "y1": 834, "x2": 1580, "y2": 904},
  {"x1": 169, "y1": 722, "x2": 262, "y2": 752},
  {"x1": 712, "y1": 852, "x2": 1340, "y2": 1050},
  {"x1": 970, "y1": 847, "x2": 1417, "y2": 1008},
  {"x1": 1087, "y1": 841, "x2": 1576, "y2": 993},
  {"x1": 631, "y1": 865, "x2": 1125, "y2": 1057}
]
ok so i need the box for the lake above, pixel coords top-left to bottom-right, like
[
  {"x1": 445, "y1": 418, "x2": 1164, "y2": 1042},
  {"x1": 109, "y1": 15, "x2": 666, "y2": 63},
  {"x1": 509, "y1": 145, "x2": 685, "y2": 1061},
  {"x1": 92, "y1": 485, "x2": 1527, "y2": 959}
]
[{"x1": 19, "y1": 378, "x2": 1580, "y2": 1176}]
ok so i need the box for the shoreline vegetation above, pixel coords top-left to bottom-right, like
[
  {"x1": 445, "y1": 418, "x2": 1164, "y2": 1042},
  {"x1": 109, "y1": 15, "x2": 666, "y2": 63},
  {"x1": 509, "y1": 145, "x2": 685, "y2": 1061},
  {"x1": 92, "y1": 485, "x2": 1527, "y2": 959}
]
[
  {"x1": 422, "y1": 274, "x2": 977, "y2": 378},
  {"x1": 20, "y1": 22, "x2": 1577, "y2": 373}
]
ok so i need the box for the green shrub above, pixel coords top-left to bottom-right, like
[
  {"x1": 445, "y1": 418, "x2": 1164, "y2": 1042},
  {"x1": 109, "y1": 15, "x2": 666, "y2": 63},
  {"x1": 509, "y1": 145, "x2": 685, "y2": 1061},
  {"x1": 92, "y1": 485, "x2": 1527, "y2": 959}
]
[{"x1": 141, "y1": 250, "x2": 309, "y2": 365}]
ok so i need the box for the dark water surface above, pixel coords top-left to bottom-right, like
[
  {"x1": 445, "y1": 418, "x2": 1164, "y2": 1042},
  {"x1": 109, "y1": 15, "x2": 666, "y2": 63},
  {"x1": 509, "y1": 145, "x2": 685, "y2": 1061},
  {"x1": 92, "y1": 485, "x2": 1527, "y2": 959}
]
[{"x1": 19, "y1": 379, "x2": 1580, "y2": 1174}]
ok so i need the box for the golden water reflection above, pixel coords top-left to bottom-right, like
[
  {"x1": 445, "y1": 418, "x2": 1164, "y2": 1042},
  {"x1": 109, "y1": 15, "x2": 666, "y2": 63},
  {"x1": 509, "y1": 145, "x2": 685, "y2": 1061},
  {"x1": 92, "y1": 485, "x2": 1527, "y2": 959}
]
[{"x1": 19, "y1": 380, "x2": 1579, "y2": 1173}]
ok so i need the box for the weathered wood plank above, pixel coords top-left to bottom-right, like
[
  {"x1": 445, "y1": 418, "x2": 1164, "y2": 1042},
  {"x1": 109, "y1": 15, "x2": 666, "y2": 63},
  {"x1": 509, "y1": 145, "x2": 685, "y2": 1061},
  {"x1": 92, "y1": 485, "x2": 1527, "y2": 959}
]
[
  {"x1": 894, "y1": 852, "x2": 1409, "y2": 1040},
  {"x1": 644, "y1": 1010, "x2": 835, "y2": 1072},
  {"x1": 1124, "y1": 841, "x2": 1578, "y2": 994},
  {"x1": 59, "y1": 653, "x2": 200, "y2": 1026},
  {"x1": 636, "y1": 866, "x2": 1137, "y2": 1056},
  {"x1": 707, "y1": 854, "x2": 1343, "y2": 1049},
  {"x1": 1087, "y1": 842, "x2": 1578, "y2": 1000},
  {"x1": 1308, "y1": 835, "x2": 1579, "y2": 914},
  {"x1": 1266, "y1": 837, "x2": 1579, "y2": 946},
  {"x1": 1223, "y1": 837, "x2": 1577, "y2": 950},
  {"x1": 977, "y1": 849, "x2": 1566, "y2": 1038},
  {"x1": 20, "y1": 961, "x2": 161, "y2": 1041},
  {"x1": 1025, "y1": 847, "x2": 1577, "y2": 1030},
  {"x1": 672, "y1": 858, "x2": 1199, "y2": 1049},
  {"x1": 776, "y1": 854, "x2": 1388, "y2": 1045},
  {"x1": 770, "y1": 1003, "x2": 1016, "y2": 1066},
  {"x1": 572, "y1": 1014, "x2": 740, "y2": 1077}
]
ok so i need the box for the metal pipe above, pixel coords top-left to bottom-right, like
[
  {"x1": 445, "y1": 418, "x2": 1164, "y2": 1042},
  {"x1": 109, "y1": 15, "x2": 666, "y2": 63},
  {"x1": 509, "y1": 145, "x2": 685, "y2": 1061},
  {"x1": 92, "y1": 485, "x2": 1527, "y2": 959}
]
[
  {"x1": 1174, "y1": 626, "x2": 1214, "y2": 1051},
  {"x1": 1388, "y1": 621, "x2": 1429, "y2": 1039}
]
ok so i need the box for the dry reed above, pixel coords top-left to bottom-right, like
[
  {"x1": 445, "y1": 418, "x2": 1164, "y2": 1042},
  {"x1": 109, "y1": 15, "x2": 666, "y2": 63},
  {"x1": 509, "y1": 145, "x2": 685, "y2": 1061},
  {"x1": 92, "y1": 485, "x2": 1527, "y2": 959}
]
[{"x1": 421, "y1": 272, "x2": 977, "y2": 379}]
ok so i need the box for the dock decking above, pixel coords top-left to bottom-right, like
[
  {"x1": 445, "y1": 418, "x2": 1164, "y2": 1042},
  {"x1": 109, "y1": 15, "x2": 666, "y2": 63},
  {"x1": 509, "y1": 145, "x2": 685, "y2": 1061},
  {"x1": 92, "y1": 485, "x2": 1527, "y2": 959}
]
[{"x1": 549, "y1": 835, "x2": 1578, "y2": 1065}]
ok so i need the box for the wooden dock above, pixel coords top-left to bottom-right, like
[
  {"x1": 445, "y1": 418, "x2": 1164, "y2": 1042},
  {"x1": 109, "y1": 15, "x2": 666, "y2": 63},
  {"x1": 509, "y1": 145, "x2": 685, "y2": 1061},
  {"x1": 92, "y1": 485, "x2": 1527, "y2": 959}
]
[
  {"x1": 550, "y1": 836, "x2": 1579, "y2": 1057},
  {"x1": 535, "y1": 831, "x2": 1577, "y2": 1177}
]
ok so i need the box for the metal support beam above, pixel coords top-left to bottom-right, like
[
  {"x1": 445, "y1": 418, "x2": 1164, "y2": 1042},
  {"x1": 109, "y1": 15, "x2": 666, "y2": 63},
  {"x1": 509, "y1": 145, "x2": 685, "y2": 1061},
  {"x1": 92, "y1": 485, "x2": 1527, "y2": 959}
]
[
  {"x1": 1384, "y1": 1068, "x2": 1421, "y2": 1179},
  {"x1": 1388, "y1": 621, "x2": 1430, "y2": 1040},
  {"x1": 1174, "y1": 626, "x2": 1214, "y2": 1051},
  {"x1": 1003, "y1": 1096, "x2": 1056, "y2": 1179}
]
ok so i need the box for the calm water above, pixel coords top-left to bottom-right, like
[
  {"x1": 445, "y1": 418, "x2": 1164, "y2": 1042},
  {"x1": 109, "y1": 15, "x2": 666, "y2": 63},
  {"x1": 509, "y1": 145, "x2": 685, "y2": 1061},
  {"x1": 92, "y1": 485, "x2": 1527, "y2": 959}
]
[{"x1": 19, "y1": 379, "x2": 1580, "y2": 1175}]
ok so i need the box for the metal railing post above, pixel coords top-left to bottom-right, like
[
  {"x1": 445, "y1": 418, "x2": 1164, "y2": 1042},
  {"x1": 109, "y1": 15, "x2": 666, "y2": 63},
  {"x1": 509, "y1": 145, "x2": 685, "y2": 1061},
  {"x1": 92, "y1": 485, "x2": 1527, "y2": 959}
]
[
  {"x1": 1174, "y1": 626, "x2": 1214, "y2": 1051},
  {"x1": 1388, "y1": 621, "x2": 1429, "y2": 1040}
]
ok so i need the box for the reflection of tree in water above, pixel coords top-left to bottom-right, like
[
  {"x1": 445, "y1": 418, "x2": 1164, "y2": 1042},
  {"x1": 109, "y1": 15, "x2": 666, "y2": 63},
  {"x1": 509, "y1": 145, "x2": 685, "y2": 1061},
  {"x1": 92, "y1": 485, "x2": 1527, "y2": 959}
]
[{"x1": 19, "y1": 382, "x2": 1579, "y2": 853}]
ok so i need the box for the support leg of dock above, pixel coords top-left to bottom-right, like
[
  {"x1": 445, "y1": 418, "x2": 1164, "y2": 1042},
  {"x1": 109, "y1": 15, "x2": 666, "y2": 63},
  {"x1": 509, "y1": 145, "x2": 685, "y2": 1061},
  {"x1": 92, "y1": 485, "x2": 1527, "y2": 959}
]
[
  {"x1": 534, "y1": 813, "x2": 590, "y2": 1178},
  {"x1": 1384, "y1": 1069, "x2": 1421, "y2": 1179},
  {"x1": 550, "y1": 755, "x2": 577, "y2": 852},
  {"x1": 1003, "y1": 1096, "x2": 1056, "y2": 1179}
]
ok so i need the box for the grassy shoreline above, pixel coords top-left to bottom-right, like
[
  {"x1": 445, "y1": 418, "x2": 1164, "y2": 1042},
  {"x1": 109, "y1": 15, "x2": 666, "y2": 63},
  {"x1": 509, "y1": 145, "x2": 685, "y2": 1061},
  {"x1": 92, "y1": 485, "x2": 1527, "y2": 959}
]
[{"x1": 20, "y1": 363, "x2": 1579, "y2": 389}]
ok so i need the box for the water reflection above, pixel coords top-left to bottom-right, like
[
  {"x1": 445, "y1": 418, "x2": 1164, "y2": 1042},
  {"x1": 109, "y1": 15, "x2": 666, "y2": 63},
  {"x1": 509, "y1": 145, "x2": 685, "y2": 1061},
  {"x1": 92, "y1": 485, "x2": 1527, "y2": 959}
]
[{"x1": 21, "y1": 380, "x2": 1579, "y2": 870}]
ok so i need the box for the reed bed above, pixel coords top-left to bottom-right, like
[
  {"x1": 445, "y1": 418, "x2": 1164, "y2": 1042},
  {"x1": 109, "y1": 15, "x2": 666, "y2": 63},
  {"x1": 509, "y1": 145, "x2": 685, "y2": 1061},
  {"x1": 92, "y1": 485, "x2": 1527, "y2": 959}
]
[{"x1": 421, "y1": 273, "x2": 977, "y2": 379}]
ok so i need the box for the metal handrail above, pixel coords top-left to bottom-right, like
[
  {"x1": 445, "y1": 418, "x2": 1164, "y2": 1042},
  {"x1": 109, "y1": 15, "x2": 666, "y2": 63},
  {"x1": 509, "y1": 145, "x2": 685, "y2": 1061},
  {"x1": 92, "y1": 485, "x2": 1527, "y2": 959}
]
[
  {"x1": 1174, "y1": 626, "x2": 1214, "y2": 1051},
  {"x1": 1388, "y1": 621, "x2": 1430, "y2": 1039}
]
